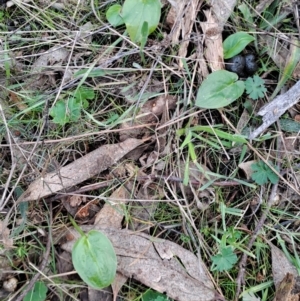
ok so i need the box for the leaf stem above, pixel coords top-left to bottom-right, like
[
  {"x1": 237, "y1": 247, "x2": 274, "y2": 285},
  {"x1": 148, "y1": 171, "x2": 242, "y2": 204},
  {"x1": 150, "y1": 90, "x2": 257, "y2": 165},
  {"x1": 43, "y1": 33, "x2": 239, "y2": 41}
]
[{"x1": 69, "y1": 215, "x2": 86, "y2": 237}]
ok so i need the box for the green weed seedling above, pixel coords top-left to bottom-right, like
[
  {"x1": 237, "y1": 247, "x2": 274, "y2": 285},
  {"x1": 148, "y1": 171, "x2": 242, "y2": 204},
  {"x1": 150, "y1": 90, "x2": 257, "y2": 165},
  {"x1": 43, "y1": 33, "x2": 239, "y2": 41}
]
[
  {"x1": 106, "y1": 0, "x2": 161, "y2": 57},
  {"x1": 251, "y1": 161, "x2": 279, "y2": 185},
  {"x1": 141, "y1": 289, "x2": 171, "y2": 301},
  {"x1": 245, "y1": 75, "x2": 267, "y2": 100},
  {"x1": 50, "y1": 86, "x2": 95, "y2": 125},
  {"x1": 24, "y1": 281, "x2": 47, "y2": 301},
  {"x1": 210, "y1": 203, "x2": 254, "y2": 272},
  {"x1": 70, "y1": 216, "x2": 117, "y2": 289}
]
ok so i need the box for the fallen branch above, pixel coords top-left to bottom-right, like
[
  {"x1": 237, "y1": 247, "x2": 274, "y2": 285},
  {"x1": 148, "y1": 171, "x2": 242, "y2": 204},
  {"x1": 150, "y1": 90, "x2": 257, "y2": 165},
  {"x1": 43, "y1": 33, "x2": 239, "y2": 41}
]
[{"x1": 249, "y1": 79, "x2": 300, "y2": 139}]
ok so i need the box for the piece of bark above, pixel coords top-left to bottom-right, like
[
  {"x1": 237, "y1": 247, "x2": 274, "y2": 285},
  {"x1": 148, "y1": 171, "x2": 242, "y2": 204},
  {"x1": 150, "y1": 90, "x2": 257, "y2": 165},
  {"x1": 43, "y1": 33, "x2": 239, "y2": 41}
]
[
  {"x1": 200, "y1": 10, "x2": 224, "y2": 71},
  {"x1": 18, "y1": 138, "x2": 145, "y2": 202},
  {"x1": 207, "y1": 0, "x2": 237, "y2": 28},
  {"x1": 249, "y1": 79, "x2": 300, "y2": 139},
  {"x1": 61, "y1": 226, "x2": 218, "y2": 301}
]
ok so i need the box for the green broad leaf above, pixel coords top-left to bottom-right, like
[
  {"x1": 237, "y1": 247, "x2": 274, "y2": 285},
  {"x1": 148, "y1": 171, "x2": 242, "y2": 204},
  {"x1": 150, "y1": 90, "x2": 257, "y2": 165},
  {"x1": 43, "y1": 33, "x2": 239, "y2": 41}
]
[
  {"x1": 106, "y1": 4, "x2": 124, "y2": 27},
  {"x1": 238, "y1": 4, "x2": 254, "y2": 25},
  {"x1": 279, "y1": 118, "x2": 300, "y2": 132},
  {"x1": 142, "y1": 289, "x2": 170, "y2": 301},
  {"x1": 50, "y1": 97, "x2": 82, "y2": 125},
  {"x1": 223, "y1": 32, "x2": 255, "y2": 59},
  {"x1": 24, "y1": 281, "x2": 47, "y2": 301},
  {"x1": 50, "y1": 100, "x2": 69, "y2": 125},
  {"x1": 196, "y1": 70, "x2": 245, "y2": 109},
  {"x1": 211, "y1": 246, "x2": 238, "y2": 272},
  {"x1": 121, "y1": 0, "x2": 161, "y2": 43},
  {"x1": 75, "y1": 86, "x2": 95, "y2": 108},
  {"x1": 245, "y1": 75, "x2": 267, "y2": 100},
  {"x1": 140, "y1": 21, "x2": 149, "y2": 49},
  {"x1": 72, "y1": 230, "x2": 117, "y2": 289},
  {"x1": 251, "y1": 161, "x2": 279, "y2": 185}
]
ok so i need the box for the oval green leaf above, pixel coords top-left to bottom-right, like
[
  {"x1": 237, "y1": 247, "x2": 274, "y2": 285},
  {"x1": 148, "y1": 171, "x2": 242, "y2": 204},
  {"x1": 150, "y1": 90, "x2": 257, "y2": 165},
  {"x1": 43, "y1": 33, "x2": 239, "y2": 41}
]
[
  {"x1": 223, "y1": 32, "x2": 255, "y2": 59},
  {"x1": 106, "y1": 4, "x2": 124, "y2": 27},
  {"x1": 121, "y1": 0, "x2": 161, "y2": 43},
  {"x1": 196, "y1": 70, "x2": 245, "y2": 109},
  {"x1": 24, "y1": 281, "x2": 47, "y2": 301},
  {"x1": 72, "y1": 230, "x2": 117, "y2": 289}
]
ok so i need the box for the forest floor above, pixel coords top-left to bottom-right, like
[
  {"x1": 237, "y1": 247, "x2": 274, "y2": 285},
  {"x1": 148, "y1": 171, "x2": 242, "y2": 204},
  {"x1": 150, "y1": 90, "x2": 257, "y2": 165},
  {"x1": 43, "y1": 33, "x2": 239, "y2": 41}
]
[{"x1": 1, "y1": 1, "x2": 300, "y2": 301}]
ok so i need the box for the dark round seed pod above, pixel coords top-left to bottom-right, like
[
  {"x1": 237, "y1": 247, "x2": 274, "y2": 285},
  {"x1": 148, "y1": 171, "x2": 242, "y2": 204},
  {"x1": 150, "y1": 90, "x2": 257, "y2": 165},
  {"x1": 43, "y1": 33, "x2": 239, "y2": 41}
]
[
  {"x1": 226, "y1": 55, "x2": 246, "y2": 77},
  {"x1": 244, "y1": 53, "x2": 258, "y2": 75}
]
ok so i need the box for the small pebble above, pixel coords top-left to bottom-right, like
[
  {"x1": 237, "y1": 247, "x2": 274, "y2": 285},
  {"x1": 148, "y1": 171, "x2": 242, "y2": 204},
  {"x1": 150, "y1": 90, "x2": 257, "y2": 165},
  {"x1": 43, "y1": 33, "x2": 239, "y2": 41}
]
[{"x1": 3, "y1": 277, "x2": 18, "y2": 292}]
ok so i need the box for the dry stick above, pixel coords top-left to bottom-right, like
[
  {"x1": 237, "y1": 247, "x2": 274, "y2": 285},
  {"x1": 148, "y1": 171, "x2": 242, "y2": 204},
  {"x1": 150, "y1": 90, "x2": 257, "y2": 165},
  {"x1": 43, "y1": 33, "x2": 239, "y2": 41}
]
[
  {"x1": 14, "y1": 204, "x2": 53, "y2": 301},
  {"x1": 249, "y1": 79, "x2": 300, "y2": 140}
]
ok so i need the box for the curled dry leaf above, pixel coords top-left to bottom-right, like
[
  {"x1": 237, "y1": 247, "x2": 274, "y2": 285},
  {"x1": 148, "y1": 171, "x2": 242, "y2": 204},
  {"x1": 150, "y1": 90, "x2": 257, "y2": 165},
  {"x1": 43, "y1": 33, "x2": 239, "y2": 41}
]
[
  {"x1": 18, "y1": 138, "x2": 145, "y2": 202},
  {"x1": 119, "y1": 95, "x2": 177, "y2": 141},
  {"x1": 25, "y1": 45, "x2": 70, "y2": 90},
  {"x1": 62, "y1": 226, "x2": 218, "y2": 301},
  {"x1": 238, "y1": 160, "x2": 256, "y2": 180}
]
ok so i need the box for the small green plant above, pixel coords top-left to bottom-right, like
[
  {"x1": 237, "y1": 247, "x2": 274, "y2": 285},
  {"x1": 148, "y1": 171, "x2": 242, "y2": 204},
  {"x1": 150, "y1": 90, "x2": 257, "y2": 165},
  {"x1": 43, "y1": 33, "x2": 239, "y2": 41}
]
[
  {"x1": 245, "y1": 75, "x2": 267, "y2": 100},
  {"x1": 223, "y1": 32, "x2": 255, "y2": 59},
  {"x1": 50, "y1": 86, "x2": 94, "y2": 125},
  {"x1": 195, "y1": 70, "x2": 245, "y2": 109},
  {"x1": 106, "y1": 0, "x2": 161, "y2": 44},
  {"x1": 210, "y1": 228, "x2": 240, "y2": 272},
  {"x1": 141, "y1": 289, "x2": 171, "y2": 301},
  {"x1": 251, "y1": 161, "x2": 279, "y2": 185},
  {"x1": 70, "y1": 216, "x2": 117, "y2": 289},
  {"x1": 24, "y1": 281, "x2": 47, "y2": 301},
  {"x1": 211, "y1": 244, "x2": 238, "y2": 272}
]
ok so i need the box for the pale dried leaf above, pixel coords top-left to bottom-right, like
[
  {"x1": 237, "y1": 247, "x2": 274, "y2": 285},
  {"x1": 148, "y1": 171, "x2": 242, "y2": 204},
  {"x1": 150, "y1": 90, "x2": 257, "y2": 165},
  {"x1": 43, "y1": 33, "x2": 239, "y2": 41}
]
[
  {"x1": 239, "y1": 160, "x2": 256, "y2": 180},
  {"x1": 0, "y1": 220, "x2": 13, "y2": 249},
  {"x1": 111, "y1": 272, "x2": 127, "y2": 301},
  {"x1": 94, "y1": 184, "x2": 132, "y2": 228},
  {"x1": 270, "y1": 243, "x2": 297, "y2": 287},
  {"x1": 119, "y1": 95, "x2": 177, "y2": 141},
  {"x1": 272, "y1": 273, "x2": 299, "y2": 301},
  {"x1": 19, "y1": 138, "x2": 145, "y2": 202}
]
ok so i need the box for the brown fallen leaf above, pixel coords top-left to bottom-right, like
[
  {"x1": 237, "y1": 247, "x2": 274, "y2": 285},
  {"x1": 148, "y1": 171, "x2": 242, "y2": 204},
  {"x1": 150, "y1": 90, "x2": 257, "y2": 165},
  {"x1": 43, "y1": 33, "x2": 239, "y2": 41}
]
[
  {"x1": 272, "y1": 273, "x2": 299, "y2": 301},
  {"x1": 62, "y1": 226, "x2": 219, "y2": 301},
  {"x1": 0, "y1": 220, "x2": 13, "y2": 249},
  {"x1": 270, "y1": 243, "x2": 298, "y2": 288},
  {"x1": 119, "y1": 95, "x2": 177, "y2": 141},
  {"x1": 18, "y1": 138, "x2": 145, "y2": 202}
]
